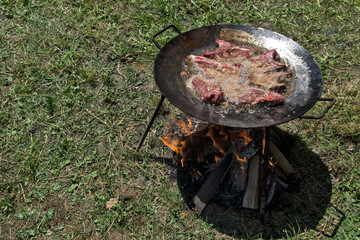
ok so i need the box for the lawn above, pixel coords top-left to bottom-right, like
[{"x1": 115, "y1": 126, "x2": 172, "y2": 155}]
[{"x1": 0, "y1": 0, "x2": 359, "y2": 239}]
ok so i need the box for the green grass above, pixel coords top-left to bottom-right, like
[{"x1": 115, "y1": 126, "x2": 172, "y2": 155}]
[{"x1": 0, "y1": 0, "x2": 359, "y2": 239}]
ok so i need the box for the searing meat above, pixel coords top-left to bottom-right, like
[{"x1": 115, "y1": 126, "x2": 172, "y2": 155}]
[
  {"x1": 249, "y1": 49, "x2": 286, "y2": 72},
  {"x1": 202, "y1": 39, "x2": 255, "y2": 59},
  {"x1": 190, "y1": 76, "x2": 223, "y2": 103},
  {"x1": 221, "y1": 84, "x2": 285, "y2": 105},
  {"x1": 248, "y1": 71, "x2": 292, "y2": 90},
  {"x1": 188, "y1": 55, "x2": 240, "y2": 74},
  {"x1": 238, "y1": 89, "x2": 284, "y2": 105},
  {"x1": 184, "y1": 39, "x2": 293, "y2": 107}
]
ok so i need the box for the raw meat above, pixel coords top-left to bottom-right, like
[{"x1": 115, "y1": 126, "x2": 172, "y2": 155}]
[
  {"x1": 249, "y1": 49, "x2": 286, "y2": 72},
  {"x1": 202, "y1": 39, "x2": 255, "y2": 59},
  {"x1": 184, "y1": 39, "x2": 292, "y2": 106},
  {"x1": 188, "y1": 55, "x2": 240, "y2": 74},
  {"x1": 238, "y1": 89, "x2": 285, "y2": 105},
  {"x1": 190, "y1": 76, "x2": 224, "y2": 103}
]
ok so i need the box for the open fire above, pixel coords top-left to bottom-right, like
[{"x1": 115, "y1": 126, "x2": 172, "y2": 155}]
[
  {"x1": 161, "y1": 117, "x2": 251, "y2": 168},
  {"x1": 161, "y1": 116, "x2": 296, "y2": 215}
]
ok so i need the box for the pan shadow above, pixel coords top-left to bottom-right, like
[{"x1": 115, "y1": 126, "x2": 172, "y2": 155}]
[{"x1": 175, "y1": 133, "x2": 334, "y2": 239}]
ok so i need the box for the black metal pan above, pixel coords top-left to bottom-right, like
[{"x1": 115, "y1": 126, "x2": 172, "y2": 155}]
[{"x1": 152, "y1": 24, "x2": 334, "y2": 128}]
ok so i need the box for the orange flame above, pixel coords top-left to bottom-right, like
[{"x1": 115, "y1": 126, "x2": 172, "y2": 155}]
[
  {"x1": 214, "y1": 155, "x2": 222, "y2": 164},
  {"x1": 161, "y1": 136, "x2": 180, "y2": 154},
  {"x1": 205, "y1": 126, "x2": 228, "y2": 155},
  {"x1": 235, "y1": 154, "x2": 247, "y2": 163},
  {"x1": 262, "y1": 134, "x2": 266, "y2": 156},
  {"x1": 230, "y1": 130, "x2": 253, "y2": 145},
  {"x1": 240, "y1": 131, "x2": 252, "y2": 145},
  {"x1": 161, "y1": 136, "x2": 187, "y2": 167},
  {"x1": 174, "y1": 117, "x2": 195, "y2": 135},
  {"x1": 268, "y1": 157, "x2": 278, "y2": 168},
  {"x1": 161, "y1": 118, "x2": 255, "y2": 170}
]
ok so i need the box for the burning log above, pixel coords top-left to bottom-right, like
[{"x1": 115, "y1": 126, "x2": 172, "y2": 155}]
[
  {"x1": 193, "y1": 144, "x2": 236, "y2": 215},
  {"x1": 160, "y1": 118, "x2": 297, "y2": 216},
  {"x1": 269, "y1": 140, "x2": 294, "y2": 176},
  {"x1": 228, "y1": 154, "x2": 248, "y2": 198},
  {"x1": 193, "y1": 137, "x2": 261, "y2": 215},
  {"x1": 182, "y1": 141, "x2": 233, "y2": 164},
  {"x1": 242, "y1": 152, "x2": 261, "y2": 209},
  {"x1": 161, "y1": 123, "x2": 232, "y2": 167}
]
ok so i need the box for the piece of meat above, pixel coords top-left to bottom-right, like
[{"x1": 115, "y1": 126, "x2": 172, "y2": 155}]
[
  {"x1": 202, "y1": 39, "x2": 255, "y2": 59},
  {"x1": 188, "y1": 55, "x2": 240, "y2": 74},
  {"x1": 264, "y1": 49, "x2": 280, "y2": 60},
  {"x1": 190, "y1": 76, "x2": 223, "y2": 103},
  {"x1": 249, "y1": 49, "x2": 286, "y2": 72},
  {"x1": 185, "y1": 41, "x2": 292, "y2": 106},
  {"x1": 248, "y1": 71, "x2": 292, "y2": 90},
  {"x1": 238, "y1": 89, "x2": 285, "y2": 105}
]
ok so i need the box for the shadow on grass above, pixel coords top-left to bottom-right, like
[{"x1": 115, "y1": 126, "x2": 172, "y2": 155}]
[{"x1": 176, "y1": 133, "x2": 335, "y2": 239}]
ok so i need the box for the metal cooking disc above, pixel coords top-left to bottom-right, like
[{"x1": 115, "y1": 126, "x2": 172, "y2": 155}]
[{"x1": 154, "y1": 25, "x2": 323, "y2": 128}]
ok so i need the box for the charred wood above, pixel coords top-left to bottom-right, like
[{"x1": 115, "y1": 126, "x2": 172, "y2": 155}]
[{"x1": 193, "y1": 144, "x2": 236, "y2": 215}]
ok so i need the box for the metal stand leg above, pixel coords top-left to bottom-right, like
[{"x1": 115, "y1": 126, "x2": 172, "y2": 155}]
[
  {"x1": 137, "y1": 95, "x2": 165, "y2": 151},
  {"x1": 259, "y1": 127, "x2": 271, "y2": 223}
]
